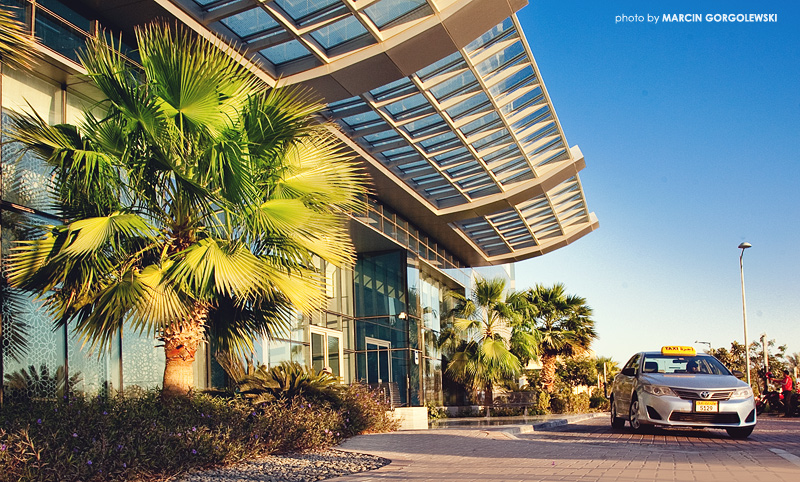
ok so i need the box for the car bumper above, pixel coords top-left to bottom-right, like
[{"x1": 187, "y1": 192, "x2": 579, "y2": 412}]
[{"x1": 637, "y1": 393, "x2": 757, "y2": 428}]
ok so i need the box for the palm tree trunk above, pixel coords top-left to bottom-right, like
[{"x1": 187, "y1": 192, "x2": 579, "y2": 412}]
[
  {"x1": 484, "y1": 384, "x2": 493, "y2": 417},
  {"x1": 161, "y1": 303, "x2": 209, "y2": 398},
  {"x1": 541, "y1": 353, "x2": 557, "y2": 393}
]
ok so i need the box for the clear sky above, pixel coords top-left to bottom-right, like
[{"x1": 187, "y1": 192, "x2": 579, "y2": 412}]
[{"x1": 514, "y1": 1, "x2": 800, "y2": 365}]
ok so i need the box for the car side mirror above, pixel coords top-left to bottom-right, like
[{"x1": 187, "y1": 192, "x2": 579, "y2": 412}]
[
  {"x1": 621, "y1": 367, "x2": 636, "y2": 376},
  {"x1": 732, "y1": 370, "x2": 745, "y2": 378}
]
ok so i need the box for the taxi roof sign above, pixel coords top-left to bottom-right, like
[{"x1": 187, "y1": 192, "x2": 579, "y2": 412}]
[{"x1": 661, "y1": 346, "x2": 696, "y2": 356}]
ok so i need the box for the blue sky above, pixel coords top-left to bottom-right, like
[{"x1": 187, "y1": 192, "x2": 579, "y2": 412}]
[{"x1": 514, "y1": 1, "x2": 800, "y2": 365}]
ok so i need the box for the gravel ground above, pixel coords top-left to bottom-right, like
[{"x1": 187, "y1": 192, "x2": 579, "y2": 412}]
[{"x1": 176, "y1": 449, "x2": 390, "y2": 482}]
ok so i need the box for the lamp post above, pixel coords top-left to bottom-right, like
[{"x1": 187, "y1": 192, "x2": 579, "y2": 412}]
[
  {"x1": 695, "y1": 341, "x2": 711, "y2": 352},
  {"x1": 738, "y1": 242, "x2": 752, "y2": 386}
]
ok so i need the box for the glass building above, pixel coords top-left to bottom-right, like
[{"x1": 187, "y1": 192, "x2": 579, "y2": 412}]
[{"x1": 0, "y1": 0, "x2": 598, "y2": 407}]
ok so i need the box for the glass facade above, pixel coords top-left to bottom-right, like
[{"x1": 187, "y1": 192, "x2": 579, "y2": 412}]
[
  {"x1": 0, "y1": 0, "x2": 585, "y2": 409},
  {"x1": 0, "y1": 59, "x2": 179, "y2": 403},
  {"x1": 195, "y1": 0, "x2": 435, "y2": 74}
]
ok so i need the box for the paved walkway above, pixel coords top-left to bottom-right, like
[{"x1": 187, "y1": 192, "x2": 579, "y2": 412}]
[{"x1": 331, "y1": 414, "x2": 800, "y2": 481}]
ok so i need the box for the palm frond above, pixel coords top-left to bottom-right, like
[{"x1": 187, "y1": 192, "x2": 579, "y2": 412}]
[
  {"x1": 135, "y1": 22, "x2": 261, "y2": 136},
  {"x1": 71, "y1": 270, "x2": 147, "y2": 352},
  {"x1": 206, "y1": 294, "x2": 293, "y2": 355},
  {"x1": 166, "y1": 238, "x2": 271, "y2": 299},
  {"x1": 6, "y1": 228, "x2": 62, "y2": 291},
  {"x1": 480, "y1": 338, "x2": 521, "y2": 377},
  {"x1": 62, "y1": 213, "x2": 156, "y2": 257},
  {"x1": 0, "y1": 5, "x2": 38, "y2": 69},
  {"x1": 271, "y1": 132, "x2": 368, "y2": 211},
  {"x1": 128, "y1": 263, "x2": 191, "y2": 334}
]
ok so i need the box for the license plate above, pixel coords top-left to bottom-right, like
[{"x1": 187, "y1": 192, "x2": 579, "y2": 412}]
[{"x1": 694, "y1": 400, "x2": 718, "y2": 412}]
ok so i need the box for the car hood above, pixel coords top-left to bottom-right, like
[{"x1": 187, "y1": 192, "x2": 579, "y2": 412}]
[{"x1": 640, "y1": 373, "x2": 749, "y2": 390}]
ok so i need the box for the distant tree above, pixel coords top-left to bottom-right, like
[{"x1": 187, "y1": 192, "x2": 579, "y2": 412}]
[
  {"x1": 709, "y1": 342, "x2": 746, "y2": 374},
  {"x1": 786, "y1": 353, "x2": 800, "y2": 373},
  {"x1": 709, "y1": 340, "x2": 776, "y2": 392},
  {"x1": 518, "y1": 284, "x2": 596, "y2": 392},
  {"x1": 595, "y1": 356, "x2": 619, "y2": 395},
  {"x1": 441, "y1": 278, "x2": 529, "y2": 416},
  {"x1": 556, "y1": 356, "x2": 598, "y2": 389}
]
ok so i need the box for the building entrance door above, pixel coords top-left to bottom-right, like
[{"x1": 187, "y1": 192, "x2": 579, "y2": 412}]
[
  {"x1": 365, "y1": 337, "x2": 391, "y2": 384},
  {"x1": 310, "y1": 327, "x2": 342, "y2": 377}
]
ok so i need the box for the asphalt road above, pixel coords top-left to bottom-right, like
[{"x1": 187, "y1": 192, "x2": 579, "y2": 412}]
[{"x1": 334, "y1": 414, "x2": 800, "y2": 481}]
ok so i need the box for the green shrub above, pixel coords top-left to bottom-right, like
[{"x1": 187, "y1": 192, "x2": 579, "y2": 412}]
[
  {"x1": 334, "y1": 383, "x2": 399, "y2": 435},
  {"x1": 548, "y1": 391, "x2": 591, "y2": 414},
  {"x1": 549, "y1": 394, "x2": 567, "y2": 413},
  {"x1": 569, "y1": 392, "x2": 591, "y2": 413},
  {"x1": 260, "y1": 362, "x2": 340, "y2": 401},
  {"x1": 455, "y1": 406, "x2": 480, "y2": 417},
  {"x1": 535, "y1": 391, "x2": 551, "y2": 414},
  {"x1": 214, "y1": 356, "x2": 341, "y2": 405},
  {"x1": 489, "y1": 406, "x2": 524, "y2": 417},
  {"x1": 590, "y1": 393, "x2": 609, "y2": 410},
  {"x1": 0, "y1": 385, "x2": 396, "y2": 482},
  {"x1": 426, "y1": 401, "x2": 448, "y2": 421}
]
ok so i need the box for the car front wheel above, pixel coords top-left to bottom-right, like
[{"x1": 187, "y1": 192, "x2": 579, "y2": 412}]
[{"x1": 629, "y1": 397, "x2": 645, "y2": 432}]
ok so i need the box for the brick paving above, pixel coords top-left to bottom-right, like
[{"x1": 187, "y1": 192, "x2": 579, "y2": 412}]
[{"x1": 331, "y1": 414, "x2": 800, "y2": 481}]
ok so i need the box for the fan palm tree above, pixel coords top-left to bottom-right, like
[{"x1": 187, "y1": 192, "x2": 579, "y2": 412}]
[
  {"x1": 441, "y1": 277, "x2": 537, "y2": 416},
  {"x1": 595, "y1": 356, "x2": 619, "y2": 395},
  {"x1": 4, "y1": 23, "x2": 367, "y2": 398},
  {"x1": 521, "y1": 284, "x2": 596, "y2": 393},
  {"x1": 786, "y1": 353, "x2": 800, "y2": 374}
]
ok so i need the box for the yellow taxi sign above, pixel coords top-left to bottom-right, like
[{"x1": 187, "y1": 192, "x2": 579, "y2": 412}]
[{"x1": 661, "y1": 346, "x2": 696, "y2": 356}]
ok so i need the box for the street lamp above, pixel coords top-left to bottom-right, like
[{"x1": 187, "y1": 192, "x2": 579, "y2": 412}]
[
  {"x1": 695, "y1": 341, "x2": 711, "y2": 351},
  {"x1": 738, "y1": 242, "x2": 752, "y2": 386}
]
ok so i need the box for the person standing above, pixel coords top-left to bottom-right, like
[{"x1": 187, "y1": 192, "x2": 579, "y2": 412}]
[{"x1": 768, "y1": 370, "x2": 795, "y2": 416}]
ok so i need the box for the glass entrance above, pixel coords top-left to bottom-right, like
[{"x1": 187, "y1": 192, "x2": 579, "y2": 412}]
[
  {"x1": 365, "y1": 337, "x2": 391, "y2": 384},
  {"x1": 310, "y1": 328, "x2": 342, "y2": 377}
]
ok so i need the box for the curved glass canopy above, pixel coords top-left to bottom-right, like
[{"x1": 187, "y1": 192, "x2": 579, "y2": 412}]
[{"x1": 175, "y1": 0, "x2": 598, "y2": 263}]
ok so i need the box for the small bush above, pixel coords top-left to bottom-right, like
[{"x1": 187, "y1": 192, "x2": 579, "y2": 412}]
[
  {"x1": 590, "y1": 393, "x2": 609, "y2": 411},
  {"x1": 455, "y1": 406, "x2": 480, "y2": 417},
  {"x1": 0, "y1": 385, "x2": 396, "y2": 482},
  {"x1": 549, "y1": 391, "x2": 591, "y2": 414},
  {"x1": 489, "y1": 406, "x2": 524, "y2": 417},
  {"x1": 334, "y1": 383, "x2": 399, "y2": 435},
  {"x1": 535, "y1": 391, "x2": 551, "y2": 414},
  {"x1": 570, "y1": 392, "x2": 591, "y2": 413},
  {"x1": 426, "y1": 401, "x2": 448, "y2": 421},
  {"x1": 549, "y1": 394, "x2": 567, "y2": 413}
]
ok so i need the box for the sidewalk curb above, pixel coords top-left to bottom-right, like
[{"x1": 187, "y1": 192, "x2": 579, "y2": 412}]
[
  {"x1": 500, "y1": 412, "x2": 606, "y2": 439},
  {"x1": 536, "y1": 412, "x2": 606, "y2": 430}
]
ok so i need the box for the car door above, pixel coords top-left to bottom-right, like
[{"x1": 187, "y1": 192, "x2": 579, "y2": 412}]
[{"x1": 614, "y1": 353, "x2": 641, "y2": 416}]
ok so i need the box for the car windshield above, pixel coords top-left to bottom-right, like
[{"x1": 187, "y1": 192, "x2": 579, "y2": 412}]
[{"x1": 641, "y1": 355, "x2": 730, "y2": 375}]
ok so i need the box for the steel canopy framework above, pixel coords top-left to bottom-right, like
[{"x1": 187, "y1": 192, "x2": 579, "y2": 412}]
[{"x1": 96, "y1": 0, "x2": 598, "y2": 266}]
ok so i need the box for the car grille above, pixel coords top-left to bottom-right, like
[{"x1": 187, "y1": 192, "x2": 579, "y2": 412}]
[
  {"x1": 672, "y1": 389, "x2": 733, "y2": 401},
  {"x1": 669, "y1": 412, "x2": 741, "y2": 424}
]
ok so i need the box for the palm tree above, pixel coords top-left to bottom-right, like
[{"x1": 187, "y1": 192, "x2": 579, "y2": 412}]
[
  {"x1": 4, "y1": 23, "x2": 367, "y2": 398},
  {"x1": 786, "y1": 353, "x2": 800, "y2": 374},
  {"x1": 521, "y1": 284, "x2": 596, "y2": 393},
  {"x1": 595, "y1": 356, "x2": 619, "y2": 396},
  {"x1": 441, "y1": 277, "x2": 536, "y2": 416}
]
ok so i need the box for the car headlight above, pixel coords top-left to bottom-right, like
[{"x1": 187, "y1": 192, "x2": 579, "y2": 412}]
[
  {"x1": 641, "y1": 384, "x2": 675, "y2": 397},
  {"x1": 730, "y1": 387, "x2": 753, "y2": 399}
]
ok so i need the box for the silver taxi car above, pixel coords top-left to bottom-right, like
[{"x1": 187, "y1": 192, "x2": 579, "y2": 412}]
[{"x1": 610, "y1": 346, "x2": 756, "y2": 438}]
